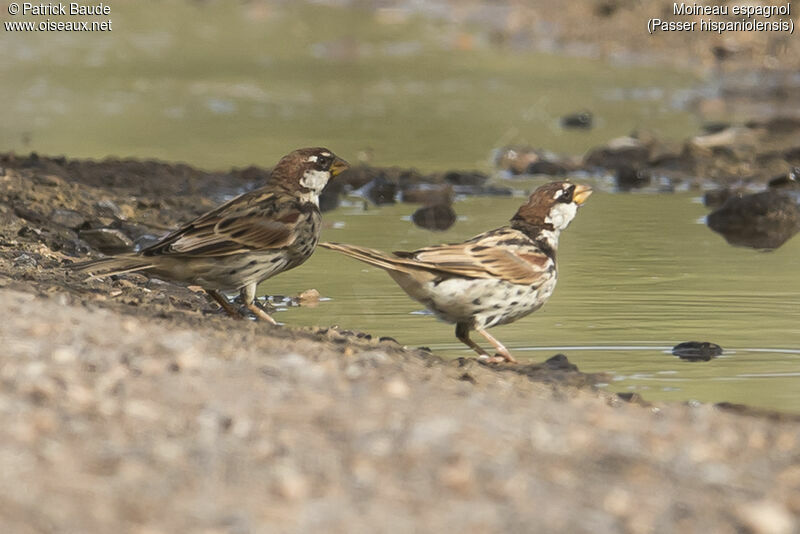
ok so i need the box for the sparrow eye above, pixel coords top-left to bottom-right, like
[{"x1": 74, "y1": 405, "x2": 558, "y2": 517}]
[
  {"x1": 560, "y1": 185, "x2": 575, "y2": 203},
  {"x1": 316, "y1": 155, "x2": 331, "y2": 170}
]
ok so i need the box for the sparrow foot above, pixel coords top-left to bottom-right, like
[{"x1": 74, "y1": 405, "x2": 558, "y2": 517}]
[
  {"x1": 476, "y1": 327, "x2": 518, "y2": 363},
  {"x1": 208, "y1": 290, "x2": 245, "y2": 320},
  {"x1": 478, "y1": 353, "x2": 518, "y2": 364},
  {"x1": 246, "y1": 302, "x2": 278, "y2": 325}
]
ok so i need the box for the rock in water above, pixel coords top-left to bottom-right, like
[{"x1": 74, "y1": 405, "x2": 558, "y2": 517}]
[
  {"x1": 561, "y1": 111, "x2": 593, "y2": 129},
  {"x1": 672, "y1": 341, "x2": 723, "y2": 361},
  {"x1": 412, "y1": 204, "x2": 457, "y2": 231},
  {"x1": 707, "y1": 190, "x2": 800, "y2": 250}
]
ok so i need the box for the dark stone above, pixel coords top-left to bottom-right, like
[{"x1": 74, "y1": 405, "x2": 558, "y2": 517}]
[
  {"x1": 335, "y1": 166, "x2": 380, "y2": 190},
  {"x1": 364, "y1": 176, "x2": 397, "y2": 205},
  {"x1": 443, "y1": 171, "x2": 488, "y2": 187},
  {"x1": 672, "y1": 341, "x2": 723, "y2": 361},
  {"x1": 747, "y1": 116, "x2": 800, "y2": 135},
  {"x1": 22, "y1": 152, "x2": 41, "y2": 167},
  {"x1": 703, "y1": 187, "x2": 744, "y2": 208},
  {"x1": 767, "y1": 167, "x2": 799, "y2": 190},
  {"x1": 490, "y1": 353, "x2": 607, "y2": 387},
  {"x1": 584, "y1": 137, "x2": 650, "y2": 170},
  {"x1": 480, "y1": 185, "x2": 514, "y2": 196},
  {"x1": 617, "y1": 392, "x2": 647, "y2": 404},
  {"x1": 13, "y1": 205, "x2": 47, "y2": 225},
  {"x1": 133, "y1": 233, "x2": 161, "y2": 251},
  {"x1": 13, "y1": 253, "x2": 38, "y2": 268},
  {"x1": 707, "y1": 190, "x2": 800, "y2": 249},
  {"x1": 411, "y1": 204, "x2": 457, "y2": 231},
  {"x1": 79, "y1": 228, "x2": 134, "y2": 253},
  {"x1": 318, "y1": 181, "x2": 343, "y2": 212},
  {"x1": 785, "y1": 146, "x2": 800, "y2": 166},
  {"x1": 711, "y1": 45, "x2": 737, "y2": 62},
  {"x1": 495, "y1": 147, "x2": 541, "y2": 175},
  {"x1": 394, "y1": 168, "x2": 428, "y2": 189},
  {"x1": 616, "y1": 165, "x2": 651, "y2": 191},
  {"x1": 715, "y1": 402, "x2": 800, "y2": 421},
  {"x1": 594, "y1": 1, "x2": 617, "y2": 16},
  {"x1": 560, "y1": 111, "x2": 593, "y2": 129},
  {"x1": 458, "y1": 372, "x2": 477, "y2": 384},
  {"x1": 701, "y1": 122, "x2": 732, "y2": 134},
  {"x1": 95, "y1": 199, "x2": 124, "y2": 220},
  {"x1": 526, "y1": 159, "x2": 570, "y2": 176},
  {"x1": 543, "y1": 353, "x2": 578, "y2": 371},
  {"x1": 50, "y1": 209, "x2": 87, "y2": 229}
]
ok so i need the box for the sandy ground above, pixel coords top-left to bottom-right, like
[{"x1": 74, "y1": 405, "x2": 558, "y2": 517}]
[{"x1": 1, "y1": 288, "x2": 799, "y2": 534}]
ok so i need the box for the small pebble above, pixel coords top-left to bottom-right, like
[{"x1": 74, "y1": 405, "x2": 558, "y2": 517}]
[
  {"x1": 79, "y1": 228, "x2": 133, "y2": 252},
  {"x1": 384, "y1": 377, "x2": 410, "y2": 399},
  {"x1": 736, "y1": 500, "x2": 795, "y2": 534},
  {"x1": 672, "y1": 341, "x2": 723, "y2": 361},
  {"x1": 52, "y1": 346, "x2": 78, "y2": 363},
  {"x1": 273, "y1": 465, "x2": 310, "y2": 501}
]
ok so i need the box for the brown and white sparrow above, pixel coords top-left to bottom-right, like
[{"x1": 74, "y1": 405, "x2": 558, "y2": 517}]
[
  {"x1": 73, "y1": 147, "x2": 349, "y2": 323},
  {"x1": 321, "y1": 182, "x2": 591, "y2": 362}
]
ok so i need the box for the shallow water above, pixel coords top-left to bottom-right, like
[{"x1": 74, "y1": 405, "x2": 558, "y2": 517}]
[
  {"x1": 266, "y1": 191, "x2": 800, "y2": 412},
  {"x1": 0, "y1": 1, "x2": 696, "y2": 170}
]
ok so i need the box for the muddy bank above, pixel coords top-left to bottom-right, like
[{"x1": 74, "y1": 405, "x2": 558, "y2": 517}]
[
  {"x1": 2, "y1": 118, "x2": 800, "y2": 255},
  {"x1": 1, "y1": 152, "x2": 800, "y2": 532},
  {"x1": 496, "y1": 119, "x2": 800, "y2": 190}
]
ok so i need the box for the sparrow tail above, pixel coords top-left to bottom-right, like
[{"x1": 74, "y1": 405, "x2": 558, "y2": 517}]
[
  {"x1": 319, "y1": 242, "x2": 406, "y2": 272},
  {"x1": 70, "y1": 255, "x2": 155, "y2": 278}
]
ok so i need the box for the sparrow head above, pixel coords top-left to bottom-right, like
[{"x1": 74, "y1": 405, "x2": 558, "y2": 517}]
[
  {"x1": 271, "y1": 147, "x2": 349, "y2": 199},
  {"x1": 512, "y1": 181, "x2": 592, "y2": 232}
]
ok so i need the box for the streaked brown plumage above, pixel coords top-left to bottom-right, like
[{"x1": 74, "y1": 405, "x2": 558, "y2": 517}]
[
  {"x1": 73, "y1": 147, "x2": 349, "y2": 322},
  {"x1": 321, "y1": 181, "x2": 591, "y2": 362}
]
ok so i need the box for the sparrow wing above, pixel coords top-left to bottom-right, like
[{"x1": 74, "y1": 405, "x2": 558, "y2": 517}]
[
  {"x1": 395, "y1": 229, "x2": 554, "y2": 286},
  {"x1": 142, "y1": 190, "x2": 300, "y2": 257}
]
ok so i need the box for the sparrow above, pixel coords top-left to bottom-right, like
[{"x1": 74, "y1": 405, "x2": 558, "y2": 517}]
[
  {"x1": 73, "y1": 147, "x2": 349, "y2": 323},
  {"x1": 321, "y1": 181, "x2": 591, "y2": 363}
]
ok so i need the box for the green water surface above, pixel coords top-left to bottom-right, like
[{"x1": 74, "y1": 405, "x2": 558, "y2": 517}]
[
  {"x1": 274, "y1": 191, "x2": 800, "y2": 413},
  {"x1": 1, "y1": 1, "x2": 696, "y2": 170}
]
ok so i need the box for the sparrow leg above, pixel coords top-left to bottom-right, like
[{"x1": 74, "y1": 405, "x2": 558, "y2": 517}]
[
  {"x1": 476, "y1": 327, "x2": 518, "y2": 364},
  {"x1": 455, "y1": 323, "x2": 491, "y2": 359},
  {"x1": 240, "y1": 283, "x2": 278, "y2": 325},
  {"x1": 208, "y1": 290, "x2": 244, "y2": 320}
]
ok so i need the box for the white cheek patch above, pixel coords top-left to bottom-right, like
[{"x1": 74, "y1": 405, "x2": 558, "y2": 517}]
[
  {"x1": 300, "y1": 169, "x2": 330, "y2": 194},
  {"x1": 545, "y1": 202, "x2": 578, "y2": 230},
  {"x1": 306, "y1": 155, "x2": 318, "y2": 163}
]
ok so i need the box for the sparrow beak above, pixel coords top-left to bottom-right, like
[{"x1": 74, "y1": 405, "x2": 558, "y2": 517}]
[
  {"x1": 573, "y1": 184, "x2": 593, "y2": 205},
  {"x1": 329, "y1": 157, "x2": 350, "y2": 177}
]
